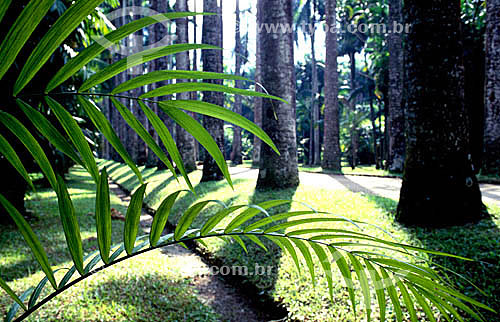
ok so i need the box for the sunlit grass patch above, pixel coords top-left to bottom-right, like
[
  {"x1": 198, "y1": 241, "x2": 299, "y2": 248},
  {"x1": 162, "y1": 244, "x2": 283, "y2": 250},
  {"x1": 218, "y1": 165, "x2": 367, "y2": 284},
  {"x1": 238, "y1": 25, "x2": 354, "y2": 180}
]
[
  {"x1": 101, "y1": 159, "x2": 500, "y2": 321},
  {"x1": 0, "y1": 168, "x2": 219, "y2": 321}
]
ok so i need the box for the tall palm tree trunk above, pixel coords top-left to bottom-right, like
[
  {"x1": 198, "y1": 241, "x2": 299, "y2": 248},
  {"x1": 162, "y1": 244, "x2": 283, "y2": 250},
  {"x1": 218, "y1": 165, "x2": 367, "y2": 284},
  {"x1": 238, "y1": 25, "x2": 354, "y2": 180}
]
[
  {"x1": 310, "y1": 7, "x2": 320, "y2": 166},
  {"x1": 483, "y1": 0, "x2": 500, "y2": 175},
  {"x1": 190, "y1": 0, "x2": 199, "y2": 163},
  {"x1": 387, "y1": 0, "x2": 405, "y2": 173},
  {"x1": 256, "y1": 0, "x2": 299, "y2": 189},
  {"x1": 175, "y1": 0, "x2": 197, "y2": 173},
  {"x1": 231, "y1": 0, "x2": 243, "y2": 165},
  {"x1": 322, "y1": 0, "x2": 341, "y2": 171},
  {"x1": 396, "y1": 0, "x2": 486, "y2": 227},
  {"x1": 253, "y1": 1, "x2": 263, "y2": 168},
  {"x1": 201, "y1": 0, "x2": 225, "y2": 182}
]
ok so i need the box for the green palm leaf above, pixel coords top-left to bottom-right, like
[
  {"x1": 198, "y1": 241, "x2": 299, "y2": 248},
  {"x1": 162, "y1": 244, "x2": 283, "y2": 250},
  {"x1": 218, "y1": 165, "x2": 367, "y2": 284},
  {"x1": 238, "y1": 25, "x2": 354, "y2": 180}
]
[
  {"x1": 0, "y1": 133, "x2": 34, "y2": 190},
  {"x1": 150, "y1": 190, "x2": 186, "y2": 247},
  {"x1": 0, "y1": 276, "x2": 26, "y2": 311},
  {"x1": 407, "y1": 284, "x2": 436, "y2": 322},
  {"x1": 46, "y1": 97, "x2": 100, "y2": 183},
  {"x1": 364, "y1": 260, "x2": 386, "y2": 322},
  {"x1": 224, "y1": 200, "x2": 291, "y2": 233},
  {"x1": 329, "y1": 247, "x2": 356, "y2": 314},
  {"x1": 80, "y1": 44, "x2": 219, "y2": 91},
  {"x1": 267, "y1": 236, "x2": 302, "y2": 274},
  {"x1": 0, "y1": 0, "x2": 54, "y2": 81},
  {"x1": 17, "y1": 99, "x2": 84, "y2": 167},
  {"x1": 110, "y1": 97, "x2": 176, "y2": 180},
  {"x1": 161, "y1": 106, "x2": 232, "y2": 188},
  {"x1": 292, "y1": 239, "x2": 316, "y2": 285},
  {"x1": 5, "y1": 287, "x2": 33, "y2": 322},
  {"x1": 379, "y1": 267, "x2": 402, "y2": 322},
  {"x1": 142, "y1": 82, "x2": 287, "y2": 103},
  {"x1": 175, "y1": 200, "x2": 225, "y2": 240},
  {"x1": 14, "y1": 0, "x2": 105, "y2": 95},
  {"x1": 124, "y1": 184, "x2": 148, "y2": 255},
  {"x1": 111, "y1": 70, "x2": 249, "y2": 94},
  {"x1": 395, "y1": 277, "x2": 417, "y2": 322},
  {"x1": 138, "y1": 101, "x2": 194, "y2": 190},
  {"x1": 309, "y1": 242, "x2": 334, "y2": 300},
  {"x1": 95, "y1": 169, "x2": 112, "y2": 264},
  {"x1": 160, "y1": 100, "x2": 279, "y2": 155},
  {"x1": 347, "y1": 253, "x2": 371, "y2": 321},
  {"x1": 0, "y1": 0, "x2": 11, "y2": 23},
  {"x1": 78, "y1": 96, "x2": 143, "y2": 183},
  {"x1": 0, "y1": 195, "x2": 57, "y2": 290},
  {"x1": 200, "y1": 205, "x2": 247, "y2": 236},
  {"x1": 243, "y1": 211, "x2": 323, "y2": 232},
  {"x1": 0, "y1": 111, "x2": 57, "y2": 190},
  {"x1": 56, "y1": 175, "x2": 84, "y2": 275},
  {"x1": 46, "y1": 12, "x2": 210, "y2": 92}
]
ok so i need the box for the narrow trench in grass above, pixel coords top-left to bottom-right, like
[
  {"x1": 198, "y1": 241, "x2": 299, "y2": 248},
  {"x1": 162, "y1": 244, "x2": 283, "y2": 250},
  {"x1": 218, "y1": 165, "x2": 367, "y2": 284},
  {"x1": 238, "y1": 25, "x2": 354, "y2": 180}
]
[{"x1": 108, "y1": 179, "x2": 288, "y2": 322}]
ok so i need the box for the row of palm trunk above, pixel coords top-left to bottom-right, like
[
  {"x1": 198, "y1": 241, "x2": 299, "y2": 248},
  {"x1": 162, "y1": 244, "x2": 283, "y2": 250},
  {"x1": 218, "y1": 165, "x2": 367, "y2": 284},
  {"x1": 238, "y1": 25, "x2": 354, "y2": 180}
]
[{"x1": 103, "y1": 0, "x2": 499, "y2": 227}]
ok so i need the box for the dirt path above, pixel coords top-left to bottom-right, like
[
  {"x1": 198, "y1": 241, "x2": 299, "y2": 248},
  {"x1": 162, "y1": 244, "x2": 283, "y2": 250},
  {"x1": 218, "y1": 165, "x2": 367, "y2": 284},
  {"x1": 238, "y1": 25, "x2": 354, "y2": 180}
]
[
  {"x1": 109, "y1": 182, "x2": 266, "y2": 322},
  {"x1": 230, "y1": 167, "x2": 500, "y2": 206}
]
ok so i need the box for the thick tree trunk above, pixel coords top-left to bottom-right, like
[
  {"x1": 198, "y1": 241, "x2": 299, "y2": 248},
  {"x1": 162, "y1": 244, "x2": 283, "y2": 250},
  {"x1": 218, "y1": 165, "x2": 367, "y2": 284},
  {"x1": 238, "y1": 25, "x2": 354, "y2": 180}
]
[
  {"x1": 231, "y1": 0, "x2": 243, "y2": 165},
  {"x1": 396, "y1": 1, "x2": 487, "y2": 227},
  {"x1": 483, "y1": 0, "x2": 500, "y2": 175},
  {"x1": 201, "y1": 0, "x2": 225, "y2": 182},
  {"x1": 253, "y1": 1, "x2": 263, "y2": 168},
  {"x1": 256, "y1": 0, "x2": 299, "y2": 189},
  {"x1": 387, "y1": 0, "x2": 405, "y2": 173},
  {"x1": 175, "y1": 0, "x2": 197, "y2": 173},
  {"x1": 322, "y1": 0, "x2": 341, "y2": 171}
]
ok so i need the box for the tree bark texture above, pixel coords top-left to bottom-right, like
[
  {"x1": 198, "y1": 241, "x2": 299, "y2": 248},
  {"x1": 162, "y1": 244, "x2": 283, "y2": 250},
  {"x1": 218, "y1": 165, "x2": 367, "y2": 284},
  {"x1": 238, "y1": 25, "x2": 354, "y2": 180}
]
[
  {"x1": 483, "y1": 0, "x2": 500, "y2": 175},
  {"x1": 396, "y1": 0, "x2": 486, "y2": 227},
  {"x1": 253, "y1": 0, "x2": 263, "y2": 167},
  {"x1": 310, "y1": 4, "x2": 320, "y2": 166},
  {"x1": 201, "y1": 0, "x2": 225, "y2": 182},
  {"x1": 348, "y1": 52, "x2": 358, "y2": 169},
  {"x1": 231, "y1": 0, "x2": 243, "y2": 165},
  {"x1": 387, "y1": 0, "x2": 405, "y2": 173},
  {"x1": 175, "y1": 0, "x2": 197, "y2": 173},
  {"x1": 256, "y1": 0, "x2": 299, "y2": 189},
  {"x1": 322, "y1": 0, "x2": 341, "y2": 171}
]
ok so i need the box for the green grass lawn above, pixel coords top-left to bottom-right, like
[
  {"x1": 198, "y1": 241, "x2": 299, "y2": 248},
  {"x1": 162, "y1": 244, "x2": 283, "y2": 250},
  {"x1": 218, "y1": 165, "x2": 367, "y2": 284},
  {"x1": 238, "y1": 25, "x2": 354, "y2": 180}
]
[
  {"x1": 0, "y1": 167, "x2": 219, "y2": 321},
  {"x1": 238, "y1": 160, "x2": 398, "y2": 177},
  {"x1": 101, "y1": 160, "x2": 500, "y2": 321}
]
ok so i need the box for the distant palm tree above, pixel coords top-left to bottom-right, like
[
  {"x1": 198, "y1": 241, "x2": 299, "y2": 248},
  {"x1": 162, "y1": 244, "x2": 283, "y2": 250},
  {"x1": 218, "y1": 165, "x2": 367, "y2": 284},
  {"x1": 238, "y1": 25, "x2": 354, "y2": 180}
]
[
  {"x1": 322, "y1": 0, "x2": 341, "y2": 171},
  {"x1": 230, "y1": 0, "x2": 244, "y2": 166},
  {"x1": 175, "y1": 0, "x2": 197, "y2": 173},
  {"x1": 201, "y1": 0, "x2": 225, "y2": 182}
]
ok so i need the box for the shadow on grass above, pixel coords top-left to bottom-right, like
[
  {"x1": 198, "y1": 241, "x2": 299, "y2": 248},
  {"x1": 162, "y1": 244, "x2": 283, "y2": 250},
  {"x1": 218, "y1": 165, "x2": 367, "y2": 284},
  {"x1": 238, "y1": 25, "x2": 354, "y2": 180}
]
[
  {"x1": 149, "y1": 173, "x2": 298, "y2": 320},
  {"x1": 31, "y1": 273, "x2": 219, "y2": 322},
  {"x1": 366, "y1": 194, "x2": 500, "y2": 321},
  {"x1": 211, "y1": 186, "x2": 298, "y2": 320},
  {"x1": 0, "y1": 167, "x2": 144, "y2": 283}
]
